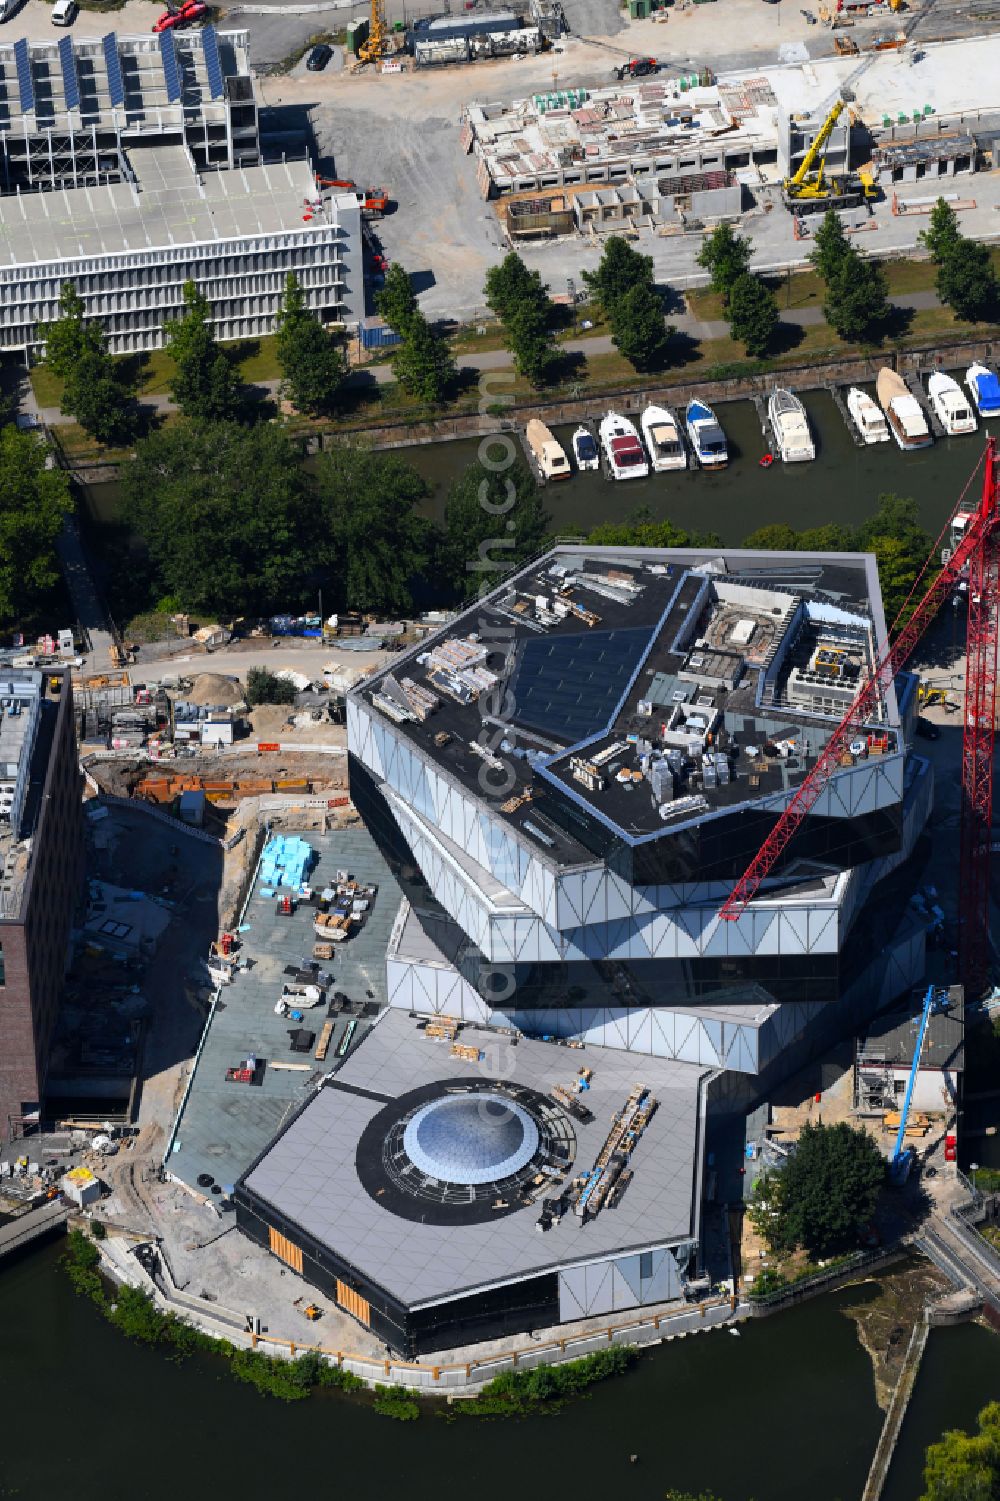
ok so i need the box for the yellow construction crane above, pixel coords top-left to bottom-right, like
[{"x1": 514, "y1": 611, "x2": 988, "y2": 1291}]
[
  {"x1": 357, "y1": 0, "x2": 390, "y2": 66},
  {"x1": 782, "y1": 97, "x2": 878, "y2": 209}
]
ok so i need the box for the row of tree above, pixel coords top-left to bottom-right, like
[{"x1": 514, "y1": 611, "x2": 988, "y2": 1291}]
[
  {"x1": 118, "y1": 419, "x2": 549, "y2": 620},
  {"x1": 920, "y1": 196, "x2": 998, "y2": 322},
  {"x1": 696, "y1": 224, "x2": 780, "y2": 357},
  {"x1": 44, "y1": 273, "x2": 350, "y2": 443}
]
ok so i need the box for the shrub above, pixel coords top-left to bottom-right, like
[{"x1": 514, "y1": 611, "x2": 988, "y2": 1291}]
[
  {"x1": 372, "y1": 1384, "x2": 421, "y2": 1420},
  {"x1": 246, "y1": 666, "x2": 297, "y2": 706}
]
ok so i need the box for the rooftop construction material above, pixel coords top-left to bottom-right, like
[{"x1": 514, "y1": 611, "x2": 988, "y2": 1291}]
[{"x1": 260, "y1": 834, "x2": 315, "y2": 891}]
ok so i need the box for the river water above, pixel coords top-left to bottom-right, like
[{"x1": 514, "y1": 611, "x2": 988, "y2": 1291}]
[
  {"x1": 80, "y1": 389, "x2": 998, "y2": 549},
  {"x1": 3, "y1": 1242, "x2": 999, "y2": 1501}
]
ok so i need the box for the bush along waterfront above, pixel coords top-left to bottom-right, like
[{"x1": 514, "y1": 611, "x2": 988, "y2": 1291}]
[{"x1": 62, "y1": 1231, "x2": 638, "y2": 1413}]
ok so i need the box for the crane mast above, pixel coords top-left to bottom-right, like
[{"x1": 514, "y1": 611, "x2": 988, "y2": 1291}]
[{"x1": 719, "y1": 438, "x2": 999, "y2": 999}]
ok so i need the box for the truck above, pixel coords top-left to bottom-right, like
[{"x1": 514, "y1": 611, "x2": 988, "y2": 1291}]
[{"x1": 613, "y1": 57, "x2": 659, "y2": 80}]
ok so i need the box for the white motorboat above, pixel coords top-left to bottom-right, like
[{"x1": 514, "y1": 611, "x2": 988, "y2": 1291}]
[
  {"x1": 965, "y1": 362, "x2": 1000, "y2": 418},
  {"x1": 846, "y1": 387, "x2": 890, "y2": 445},
  {"x1": 927, "y1": 372, "x2": 976, "y2": 436},
  {"x1": 525, "y1": 419, "x2": 571, "y2": 481},
  {"x1": 571, "y1": 424, "x2": 599, "y2": 471},
  {"x1": 599, "y1": 411, "x2": 649, "y2": 480},
  {"x1": 876, "y1": 368, "x2": 933, "y2": 451},
  {"x1": 767, "y1": 388, "x2": 815, "y2": 463},
  {"x1": 684, "y1": 399, "x2": 728, "y2": 469},
  {"x1": 640, "y1": 404, "x2": 686, "y2": 473}
]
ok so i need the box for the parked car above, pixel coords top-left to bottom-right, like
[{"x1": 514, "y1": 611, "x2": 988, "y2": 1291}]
[
  {"x1": 306, "y1": 42, "x2": 333, "y2": 70},
  {"x1": 153, "y1": 1, "x2": 206, "y2": 32},
  {"x1": 51, "y1": 0, "x2": 78, "y2": 25}
]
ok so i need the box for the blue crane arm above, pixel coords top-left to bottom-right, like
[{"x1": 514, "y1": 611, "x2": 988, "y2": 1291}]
[{"x1": 892, "y1": 983, "x2": 941, "y2": 1164}]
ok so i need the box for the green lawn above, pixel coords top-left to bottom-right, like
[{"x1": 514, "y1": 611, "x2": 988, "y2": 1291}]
[{"x1": 31, "y1": 335, "x2": 282, "y2": 410}]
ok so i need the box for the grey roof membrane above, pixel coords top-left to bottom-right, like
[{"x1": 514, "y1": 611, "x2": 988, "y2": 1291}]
[
  {"x1": 241, "y1": 1009, "x2": 706, "y2": 1309},
  {"x1": 168, "y1": 824, "x2": 405, "y2": 1195},
  {"x1": 0, "y1": 148, "x2": 329, "y2": 269}
]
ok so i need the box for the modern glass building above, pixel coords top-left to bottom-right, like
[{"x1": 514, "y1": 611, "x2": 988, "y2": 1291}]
[{"x1": 347, "y1": 544, "x2": 931, "y2": 1088}]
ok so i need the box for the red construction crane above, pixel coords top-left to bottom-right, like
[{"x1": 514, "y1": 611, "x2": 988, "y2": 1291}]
[{"x1": 718, "y1": 438, "x2": 999, "y2": 994}]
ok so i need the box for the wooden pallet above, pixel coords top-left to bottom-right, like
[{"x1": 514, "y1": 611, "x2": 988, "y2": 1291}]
[{"x1": 315, "y1": 1021, "x2": 335, "y2": 1061}]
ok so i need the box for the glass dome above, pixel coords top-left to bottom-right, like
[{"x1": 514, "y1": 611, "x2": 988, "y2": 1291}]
[{"x1": 401, "y1": 1092, "x2": 540, "y2": 1186}]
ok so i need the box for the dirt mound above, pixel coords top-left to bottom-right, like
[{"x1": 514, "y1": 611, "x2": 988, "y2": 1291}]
[{"x1": 187, "y1": 672, "x2": 245, "y2": 707}]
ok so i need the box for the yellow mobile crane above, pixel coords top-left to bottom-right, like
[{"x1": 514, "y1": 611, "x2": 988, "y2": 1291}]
[
  {"x1": 356, "y1": 0, "x2": 391, "y2": 66},
  {"x1": 782, "y1": 98, "x2": 878, "y2": 209}
]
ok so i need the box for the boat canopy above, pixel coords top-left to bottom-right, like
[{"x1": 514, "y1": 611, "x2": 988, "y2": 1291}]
[
  {"x1": 575, "y1": 432, "x2": 598, "y2": 457},
  {"x1": 974, "y1": 371, "x2": 1000, "y2": 412}
]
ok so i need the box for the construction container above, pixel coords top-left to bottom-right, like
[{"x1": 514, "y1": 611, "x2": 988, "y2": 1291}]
[
  {"x1": 628, "y1": 0, "x2": 649, "y2": 17},
  {"x1": 346, "y1": 18, "x2": 368, "y2": 53},
  {"x1": 358, "y1": 315, "x2": 402, "y2": 351}
]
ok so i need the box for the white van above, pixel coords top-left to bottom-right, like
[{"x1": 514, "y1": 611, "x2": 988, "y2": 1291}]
[{"x1": 51, "y1": 0, "x2": 78, "y2": 25}]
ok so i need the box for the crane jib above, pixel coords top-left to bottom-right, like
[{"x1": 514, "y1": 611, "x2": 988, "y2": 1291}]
[{"x1": 719, "y1": 437, "x2": 999, "y2": 922}]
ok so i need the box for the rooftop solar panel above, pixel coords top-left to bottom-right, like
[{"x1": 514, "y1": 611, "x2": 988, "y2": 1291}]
[
  {"x1": 202, "y1": 25, "x2": 225, "y2": 100},
  {"x1": 159, "y1": 29, "x2": 182, "y2": 104},
  {"x1": 508, "y1": 628, "x2": 654, "y2": 744},
  {"x1": 58, "y1": 35, "x2": 80, "y2": 113},
  {"x1": 102, "y1": 32, "x2": 125, "y2": 107},
  {"x1": 13, "y1": 38, "x2": 34, "y2": 115}
]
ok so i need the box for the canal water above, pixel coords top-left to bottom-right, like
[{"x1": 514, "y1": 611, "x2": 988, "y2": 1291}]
[
  {"x1": 3, "y1": 1242, "x2": 999, "y2": 1501},
  {"x1": 80, "y1": 390, "x2": 998, "y2": 548}
]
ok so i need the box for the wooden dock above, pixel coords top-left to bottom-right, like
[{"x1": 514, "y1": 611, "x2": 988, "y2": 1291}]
[
  {"x1": 829, "y1": 383, "x2": 866, "y2": 448},
  {"x1": 752, "y1": 393, "x2": 777, "y2": 459},
  {"x1": 904, "y1": 372, "x2": 946, "y2": 439}
]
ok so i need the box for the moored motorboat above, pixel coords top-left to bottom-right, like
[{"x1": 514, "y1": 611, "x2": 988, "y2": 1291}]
[
  {"x1": 846, "y1": 386, "x2": 890, "y2": 445},
  {"x1": 599, "y1": 411, "x2": 649, "y2": 480},
  {"x1": 927, "y1": 372, "x2": 976, "y2": 436},
  {"x1": 525, "y1": 419, "x2": 571, "y2": 481},
  {"x1": 965, "y1": 362, "x2": 1000, "y2": 418},
  {"x1": 767, "y1": 388, "x2": 816, "y2": 463},
  {"x1": 876, "y1": 368, "x2": 933, "y2": 451},
  {"x1": 571, "y1": 423, "x2": 599, "y2": 471},
  {"x1": 640, "y1": 404, "x2": 686, "y2": 473},
  {"x1": 684, "y1": 399, "x2": 728, "y2": 469}
]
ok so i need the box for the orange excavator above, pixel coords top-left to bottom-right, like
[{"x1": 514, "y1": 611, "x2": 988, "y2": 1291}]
[{"x1": 315, "y1": 178, "x2": 390, "y2": 217}]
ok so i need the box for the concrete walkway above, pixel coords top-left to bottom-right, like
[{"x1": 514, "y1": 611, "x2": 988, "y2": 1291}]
[{"x1": 29, "y1": 288, "x2": 951, "y2": 425}]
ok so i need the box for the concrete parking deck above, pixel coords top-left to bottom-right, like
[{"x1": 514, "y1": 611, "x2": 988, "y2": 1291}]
[{"x1": 166, "y1": 823, "x2": 404, "y2": 1195}]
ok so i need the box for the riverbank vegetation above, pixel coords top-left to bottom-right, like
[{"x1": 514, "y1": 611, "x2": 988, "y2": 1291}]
[
  {"x1": 920, "y1": 1400, "x2": 1000, "y2": 1500},
  {"x1": 62, "y1": 1230, "x2": 641, "y2": 1416},
  {"x1": 451, "y1": 1346, "x2": 637, "y2": 1418},
  {"x1": 0, "y1": 425, "x2": 74, "y2": 633}
]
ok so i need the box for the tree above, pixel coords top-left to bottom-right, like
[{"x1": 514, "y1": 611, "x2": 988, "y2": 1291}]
[
  {"x1": 438, "y1": 458, "x2": 549, "y2": 599},
  {"x1": 0, "y1": 426, "x2": 73, "y2": 627},
  {"x1": 391, "y1": 312, "x2": 457, "y2": 404},
  {"x1": 41, "y1": 281, "x2": 138, "y2": 446},
  {"x1": 313, "y1": 445, "x2": 431, "y2": 614},
  {"x1": 165, "y1": 281, "x2": 239, "y2": 422},
  {"x1": 588, "y1": 517, "x2": 721, "y2": 548},
  {"x1": 43, "y1": 282, "x2": 92, "y2": 381},
  {"x1": 919, "y1": 197, "x2": 962, "y2": 265},
  {"x1": 726, "y1": 272, "x2": 779, "y2": 357},
  {"x1": 741, "y1": 523, "x2": 802, "y2": 551},
  {"x1": 376, "y1": 262, "x2": 420, "y2": 334},
  {"x1": 246, "y1": 667, "x2": 297, "y2": 706},
  {"x1": 936, "y1": 237, "x2": 997, "y2": 323},
  {"x1": 121, "y1": 422, "x2": 312, "y2": 616},
  {"x1": 581, "y1": 236, "x2": 656, "y2": 317},
  {"x1": 809, "y1": 208, "x2": 852, "y2": 285},
  {"x1": 484, "y1": 253, "x2": 557, "y2": 387},
  {"x1": 610, "y1": 281, "x2": 671, "y2": 371},
  {"x1": 274, "y1": 272, "x2": 346, "y2": 415},
  {"x1": 696, "y1": 224, "x2": 753, "y2": 302},
  {"x1": 823, "y1": 253, "x2": 889, "y2": 343},
  {"x1": 484, "y1": 252, "x2": 552, "y2": 327},
  {"x1": 766, "y1": 1121, "x2": 885, "y2": 1256},
  {"x1": 921, "y1": 1403, "x2": 1000, "y2": 1501}
]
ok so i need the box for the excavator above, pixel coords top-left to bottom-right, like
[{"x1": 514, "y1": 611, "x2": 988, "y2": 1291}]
[
  {"x1": 782, "y1": 97, "x2": 879, "y2": 210},
  {"x1": 315, "y1": 178, "x2": 391, "y2": 217}
]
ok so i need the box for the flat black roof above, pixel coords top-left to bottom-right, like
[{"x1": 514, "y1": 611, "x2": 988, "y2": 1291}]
[{"x1": 353, "y1": 546, "x2": 890, "y2": 864}]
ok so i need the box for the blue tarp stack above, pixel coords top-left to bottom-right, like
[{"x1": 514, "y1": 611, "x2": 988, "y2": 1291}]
[{"x1": 260, "y1": 834, "x2": 315, "y2": 891}]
